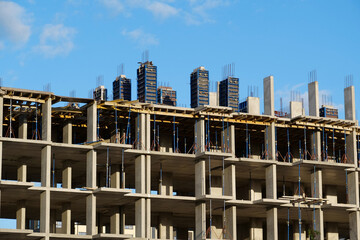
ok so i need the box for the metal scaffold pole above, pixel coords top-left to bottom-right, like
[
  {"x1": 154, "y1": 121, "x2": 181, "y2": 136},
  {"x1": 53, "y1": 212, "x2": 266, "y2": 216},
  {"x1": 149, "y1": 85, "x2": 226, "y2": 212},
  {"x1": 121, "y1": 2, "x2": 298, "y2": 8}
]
[
  {"x1": 304, "y1": 128, "x2": 307, "y2": 160},
  {"x1": 298, "y1": 164, "x2": 302, "y2": 240},
  {"x1": 115, "y1": 109, "x2": 118, "y2": 143},
  {"x1": 209, "y1": 155, "x2": 212, "y2": 239},
  {"x1": 126, "y1": 107, "x2": 131, "y2": 144}
]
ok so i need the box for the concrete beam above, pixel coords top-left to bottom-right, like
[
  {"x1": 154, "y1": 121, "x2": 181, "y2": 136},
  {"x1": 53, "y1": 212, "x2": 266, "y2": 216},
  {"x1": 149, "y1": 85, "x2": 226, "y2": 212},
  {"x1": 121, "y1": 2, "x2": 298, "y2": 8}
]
[
  {"x1": 42, "y1": 99, "x2": 52, "y2": 141},
  {"x1": 61, "y1": 202, "x2": 71, "y2": 234},
  {"x1": 18, "y1": 115, "x2": 28, "y2": 139},
  {"x1": 263, "y1": 76, "x2": 274, "y2": 116},
  {"x1": 266, "y1": 164, "x2": 277, "y2": 199},
  {"x1": 16, "y1": 200, "x2": 26, "y2": 230},
  {"x1": 63, "y1": 121, "x2": 72, "y2": 144},
  {"x1": 266, "y1": 207, "x2": 278, "y2": 240},
  {"x1": 87, "y1": 103, "x2": 97, "y2": 142}
]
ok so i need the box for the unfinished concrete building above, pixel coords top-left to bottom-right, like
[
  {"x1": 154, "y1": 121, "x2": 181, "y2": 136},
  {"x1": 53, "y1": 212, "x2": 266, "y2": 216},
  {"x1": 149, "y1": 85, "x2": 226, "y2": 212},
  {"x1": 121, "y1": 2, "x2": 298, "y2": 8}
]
[{"x1": 0, "y1": 76, "x2": 359, "y2": 240}]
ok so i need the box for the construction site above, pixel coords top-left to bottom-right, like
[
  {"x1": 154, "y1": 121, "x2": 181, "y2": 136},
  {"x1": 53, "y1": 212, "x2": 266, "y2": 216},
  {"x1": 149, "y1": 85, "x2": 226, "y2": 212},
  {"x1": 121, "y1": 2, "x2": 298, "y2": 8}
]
[{"x1": 1, "y1": 74, "x2": 360, "y2": 240}]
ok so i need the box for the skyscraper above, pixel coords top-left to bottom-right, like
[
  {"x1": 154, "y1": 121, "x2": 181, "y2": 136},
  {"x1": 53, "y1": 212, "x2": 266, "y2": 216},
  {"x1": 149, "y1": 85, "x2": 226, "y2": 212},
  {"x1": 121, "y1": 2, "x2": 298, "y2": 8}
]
[
  {"x1": 113, "y1": 75, "x2": 131, "y2": 101},
  {"x1": 93, "y1": 85, "x2": 107, "y2": 101},
  {"x1": 137, "y1": 61, "x2": 157, "y2": 103},
  {"x1": 157, "y1": 86, "x2": 177, "y2": 106},
  {"x1": 190, "y1": 66, "x2": 209, "y2": 108},
  {"x1": 219, "y1": 76, "x2": 239, "y2": 110}
]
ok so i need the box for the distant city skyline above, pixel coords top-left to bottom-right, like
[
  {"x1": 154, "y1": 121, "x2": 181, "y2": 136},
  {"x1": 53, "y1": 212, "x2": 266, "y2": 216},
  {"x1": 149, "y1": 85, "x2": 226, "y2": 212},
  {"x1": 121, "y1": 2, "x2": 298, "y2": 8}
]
[{"x1": 0, "y1": 0, "x2": 359, "y2": 116}]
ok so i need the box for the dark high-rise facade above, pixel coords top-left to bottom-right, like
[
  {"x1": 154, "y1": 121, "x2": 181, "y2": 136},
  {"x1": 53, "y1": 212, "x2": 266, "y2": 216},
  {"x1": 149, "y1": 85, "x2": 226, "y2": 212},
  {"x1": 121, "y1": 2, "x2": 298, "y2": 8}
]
[
  {"x1": 190, "y1": 66, "x2": 209, "y2": 108},
  {"x1": 137, "y1": 61, "x2": 157, "y2": 103},
  {"x1": 157, "y1": 86, "x2": 177, "y2": 106},
  {"x1": 113, "y1": 75, "x2": 131, "y2": 101},
  {"x1": 219, "y1": 76, "x2": 239, "y2": 110}
]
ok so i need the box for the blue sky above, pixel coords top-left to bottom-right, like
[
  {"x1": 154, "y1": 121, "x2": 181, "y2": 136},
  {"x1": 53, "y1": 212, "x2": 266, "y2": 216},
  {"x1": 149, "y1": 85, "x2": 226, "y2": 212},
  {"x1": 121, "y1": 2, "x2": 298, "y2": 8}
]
[{"x1": 0, "y1": 0, "x2": 360, "y2": 117}]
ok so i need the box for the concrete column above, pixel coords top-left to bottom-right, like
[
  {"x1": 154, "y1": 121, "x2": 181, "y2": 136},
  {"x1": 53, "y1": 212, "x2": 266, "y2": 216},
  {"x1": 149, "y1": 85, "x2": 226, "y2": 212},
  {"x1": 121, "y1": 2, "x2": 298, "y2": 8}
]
[
  {"x1": 346, "y1": 130, "x2": 357, "y2": 164},
  {"x1": 41, "y1": 146, "x2": 51, "y2": 187},
  {"x1": 188, "y1": 230, "x2": 194, "y2": 240},
  {"x1": 266, "y1": 207, "x2": 278, "y2": 240},
  {"x1": 350, "y1": 211, "x2": 360, "y2": 239},
  {"x1": 221, "y1": 123, "x2": 235, "y2": 155},
  {"x1": 159, "y1": 213, "x2": 173, "y2": 239},
  {"x1": 224, "y1": 164, "x2": 236, "y2": 199},
  {"x1": 62, "y1": 161, "x2": 72, "y2": 189},
  {"x1": 135, "y1": 198, "x2": 146, "y2": 238},
  {"x1": 0, "y1": 96, "x2": 3, "y2": 137},
  {"x1": 290, "y1": 101, "x2": 303, "y2": 118},
  {"x1": 42, "y1": 99, "x2": 52, "y2": 142},
  {"x1": 344, "y1": 86, "x2": 356, "y2": 121},
  {"x1": 86, "y1": 150, "x2": 96, "y2": 188},
  {"x1": 308, "y1": 81, "x2": 319, "y2": 117},
  {"x1": 326, "y1": 222, "x2": 339, "y2": 240},
  {"x1": 315, "y1": 208, "x2": 324, "y2": 240},
  {"x1": 195, "y1": 202, "x2": 206, "y2": 240},
  {"x1": 311, "y1": 169, "x2": 323, "y2": 198},
  {"x1": 225, "y1": 206, "x2": 236, "y2": 240},
  {"x1": 195, "y1": 117, "x2": 205, "y2": 153},
  {"x1": 308, "y1": 81, "x2": 321, "y2": 160},
  {"x1": 110, "y1": 164, "x2": 120, "y2": 189},
  {"x1": 0, "y1": 142, "x2": 2, "y2": 180},
  {"x1": 19, "y1": 114, "x2": 28, "y2": 139},
  {"x1": 250, "y1": 180, "x2": 262, "y2": 201},
  {"x1": 263, "y1": 76, "x2": 274, "y2": 116},
  {"x1": 135, "y1": 155, "x2": 145, "y2": 193},
  {"x1": 266, "y1": 164, "x2": 277, "y2": 199},
  {"x1": 61, "y1": 202, "x2": 71, "y2": 234},
  {"x1": 247, "y1": 96, "x2": 260, "y2": 115},
  {"x1": 40, "y1": 190, "x2": 50, "y2": 234},
  {"x1": 86, "y1": 148, "x2": 96, "y2": 235},
  {"x1": 293, "y1": 221, "x2": 306, "y2": 240},
  {"x1": 159, "y1": 172, "x2": 173, "y2": 196},
  {"x1": 145, "y1": 113, "x2": 151, "y2": 151},
  {"x1": 195, "y1": 160, "x2": 206, "y2": 198},
  {"x1": 86, "y1": 195, "x2": 96, "y2": 235},
  {"x1": 63, "y1": 121, "x2": 72, "y2": 144},
  {"x1": 348, "y1": 171, "x2": 359, "y2": 206},
  {"x1": 16, "y1": 200, "x2": 26, "y2": 229},
  {"x1": 250, "y1": 218, "x2": 263, "y2": 240},
  {"x1": 110, "y1": 206, "x2": 120, "y2": 234},
  {"x1": 265, "y1": 123, "x2": 276, "y2": 160},
  {"x1": 17, "y1": 162, "x2": 27, "y2": 182},
  {"x1": 87, "y1": 103, "x2": 97, "y2": 142},
  {"x1": 135, "y1": 113, "x2": 146, "y2": 150},
  {"x1": 325, "y1": 185, "x2": 338, "y2": 204}
]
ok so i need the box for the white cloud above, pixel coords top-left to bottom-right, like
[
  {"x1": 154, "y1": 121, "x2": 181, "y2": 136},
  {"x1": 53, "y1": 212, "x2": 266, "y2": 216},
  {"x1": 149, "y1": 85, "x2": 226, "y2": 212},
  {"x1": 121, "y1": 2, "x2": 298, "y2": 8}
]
[
  {"x1": 145, "y1": 1, "x2": 178, "y2": 19},
  {"x1": 185, "y1": 0, "x2": 230, "y2": 24},
  {"x1": 122, "y1": 28, "x2": 159, "y2": 46},
  {"x1": 0, "y1": 1, "x2": 31, "y2": 48},
  {"x1": 34, "y1": 24, "x2": 76, "y2": 58},
  {"x1": 99, "y1": 0, "x2": 125, "y2": 15}
]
